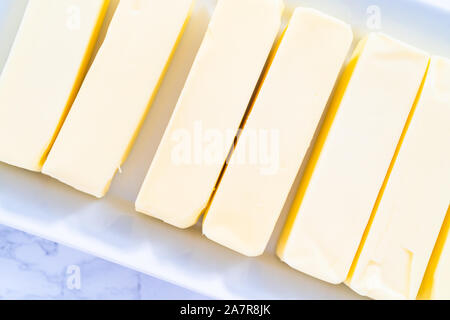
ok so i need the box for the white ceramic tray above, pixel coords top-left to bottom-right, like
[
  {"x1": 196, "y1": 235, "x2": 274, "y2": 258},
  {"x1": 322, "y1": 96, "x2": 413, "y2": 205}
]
[{"x1": 0, "y1": 0, "x2": 449, "y2": 299}]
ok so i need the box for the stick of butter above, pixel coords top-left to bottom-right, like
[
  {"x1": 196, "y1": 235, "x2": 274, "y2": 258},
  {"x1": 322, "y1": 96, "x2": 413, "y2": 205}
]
[
  {"x1": 135, "y1": 0, "x2": 284, "y2": 229},
  {"x1": 277, "y1": 33, "x2": 429, "y2": 284},
  {"x1": 347, "y1": 56, "x2": 450, "y2": 300},
  {"x1": 202, "y1": 8, "x2": 353, "y2": 257},
  {"x1": 0, "y1": 0, "x2": 109, "y2": 172},
  {"x1": 42, "y1": 0, "x2": 194, "y2": 197}
]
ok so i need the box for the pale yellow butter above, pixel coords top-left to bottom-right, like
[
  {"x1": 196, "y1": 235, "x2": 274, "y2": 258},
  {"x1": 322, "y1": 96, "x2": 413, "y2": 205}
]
[
  {"x1": 0, "y1": 0, "x2": 109, "y2": 171},
  {"x1": 347, "y1": 56, "x2": 450, "y2": 300},
  {"x1": 277, "y1": 33, "x2": 429, "y2": 284},
  {"x1": 43, "y1": 0, "x2": 194, "y2": 197},
  {"x1": 203, "y1": 8, "x2": 353, "y2": 257}
]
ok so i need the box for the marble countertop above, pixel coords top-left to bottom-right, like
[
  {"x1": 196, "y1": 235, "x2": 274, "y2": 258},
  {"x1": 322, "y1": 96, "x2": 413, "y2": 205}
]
[{"x1": 0, "y1": 224, "x2": 208, "y2": 299}]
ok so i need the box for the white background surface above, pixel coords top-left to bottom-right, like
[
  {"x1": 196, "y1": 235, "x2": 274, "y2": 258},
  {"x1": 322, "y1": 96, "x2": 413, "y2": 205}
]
[{"x1": 0, "y1": 0, "x2": 449, "y2": 300}]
